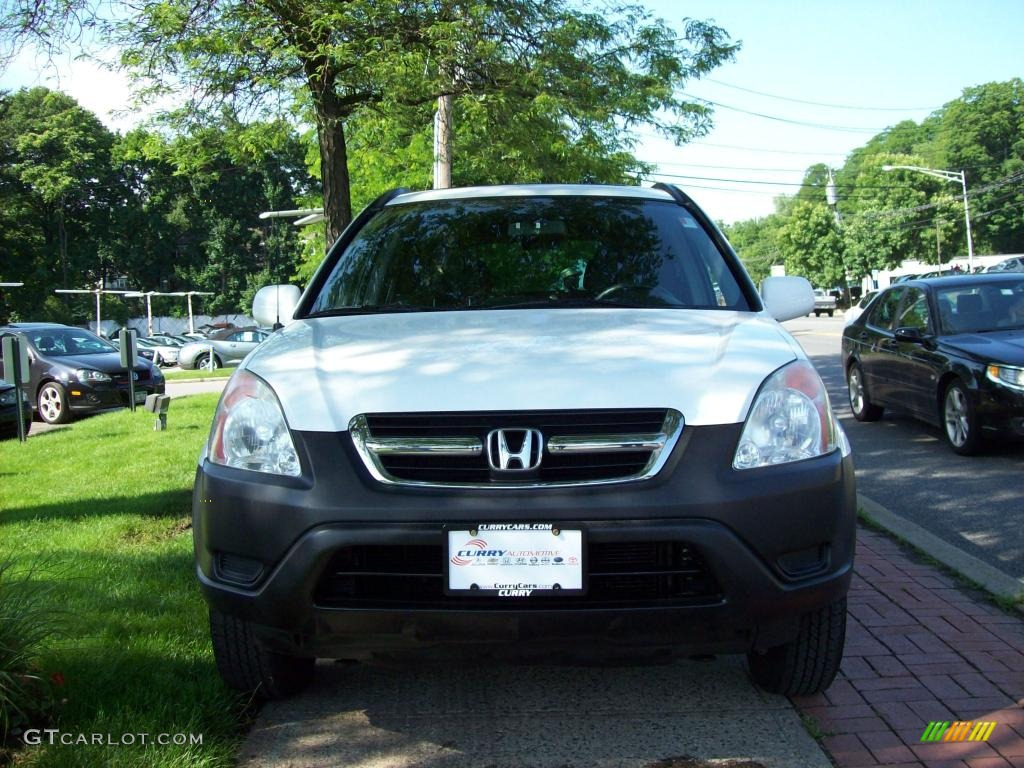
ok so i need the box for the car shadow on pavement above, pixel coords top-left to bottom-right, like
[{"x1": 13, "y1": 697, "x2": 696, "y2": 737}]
[{"x1": 237, "y1": 654, "x2": 831, "y2": 768}]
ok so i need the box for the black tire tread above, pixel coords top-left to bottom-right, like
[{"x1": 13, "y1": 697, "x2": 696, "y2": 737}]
[
  {"x1": 748, "y1": 597, "x2": 846, "y2": 696},
  {"x1": 209, "y1": 609, "x2": 313, "y2": 699}
]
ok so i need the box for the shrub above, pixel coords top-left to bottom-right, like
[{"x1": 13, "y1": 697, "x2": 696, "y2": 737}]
[{"x1": 0, "y1": 559, "x2": 63, "y2": 755}]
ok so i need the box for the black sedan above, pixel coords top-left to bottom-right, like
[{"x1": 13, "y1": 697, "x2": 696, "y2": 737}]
[
  {"x1": 0, "y1": 323, "x2": 166, "y2": 424},
  {"x1": 842, "y1": 274, "x2": 1024, "y2": 454},
  {"x1": 0, "y1": 381, "x2": 32, "y2": 439}
]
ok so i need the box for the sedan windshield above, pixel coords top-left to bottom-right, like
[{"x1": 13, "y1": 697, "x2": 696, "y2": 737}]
[
  {"x1": 936, "y1": 280, "x2": 1024, "y2": 333},
  {"x1": 309, "y1": 197, "x2": 751, "y2": 315},
  {"x1": 27, "y1": 328, "x2": 116, "y2": 356}
]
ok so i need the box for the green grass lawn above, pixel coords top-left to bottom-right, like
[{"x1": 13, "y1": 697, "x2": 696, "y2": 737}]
[
  {"x1": 0, "y1": 395, "x2": 244, "y2": 768},
  {"x1": 162, "y1": 367, "x2": 234, "y2": 381}
]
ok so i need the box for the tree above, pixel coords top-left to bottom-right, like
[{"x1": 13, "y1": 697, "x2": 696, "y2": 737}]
[
  {"x1": 2, "y1": 0, "x2": 738, "y2": 247},
  {"x1": 777, "y1": 201, "x2": 845, "y2": 290},
  {"x1": 0, "y1": 87, "x2": 116, "y2": 292},
  {"x1": 724, "y1": 216, "x2": 784, "y2": 285}
]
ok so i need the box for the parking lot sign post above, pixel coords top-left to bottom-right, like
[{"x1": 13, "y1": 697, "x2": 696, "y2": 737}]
[
  {"x1": 2, "y1": 335, "x2": 30, "y2": 442},
  {"x1": 119, "y1": 328, "x2": 138, "y2": 412}
]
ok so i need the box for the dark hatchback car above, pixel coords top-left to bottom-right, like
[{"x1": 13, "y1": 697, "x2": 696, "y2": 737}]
[
  {"x1": 842, "y1": 274, "x2": 1024, "y2": 454},
  {"x1": 0, "y1": 381, "x2": 32, "y2": 439},
  {"x1": 0, "y1": 323, "x2": 166, "y2": 424}
]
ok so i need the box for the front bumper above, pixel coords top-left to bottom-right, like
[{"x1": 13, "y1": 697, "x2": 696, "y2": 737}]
[
  {"x1": 975, "y1": 381, "x2": 1024, "y2": 438},
  {"x1": 67, "y1": 378, "x2": 165, "y2": 412},
  {"x1": 193, "y1": 423, "x2": 857, "y2": 657}
]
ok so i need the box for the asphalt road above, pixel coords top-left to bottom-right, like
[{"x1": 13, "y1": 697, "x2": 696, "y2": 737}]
[{"x1": 784, "y1": 315, "x2": 1024, "y2": 580}]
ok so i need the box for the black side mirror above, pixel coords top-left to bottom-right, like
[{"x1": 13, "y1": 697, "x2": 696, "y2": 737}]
[{"x1": 894, "y1": 326, "x2": 926, "y2": 343}]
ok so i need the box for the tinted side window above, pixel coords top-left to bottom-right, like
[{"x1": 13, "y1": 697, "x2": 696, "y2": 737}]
[
  {"x1": 868, "y1": 288, "x2": 903, "y2": 331},
  {"x1": 897, "y1": 288, "x2": 931, "y2": 334}
]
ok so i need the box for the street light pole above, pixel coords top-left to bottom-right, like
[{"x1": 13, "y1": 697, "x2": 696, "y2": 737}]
[{"x1": 882, "y1": 164, "x2": 975, "y2": 271}]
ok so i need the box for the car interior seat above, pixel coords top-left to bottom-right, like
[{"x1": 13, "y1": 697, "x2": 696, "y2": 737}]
[{"x1": 35, "y1": 335, "x2": 57, "y2": 353}]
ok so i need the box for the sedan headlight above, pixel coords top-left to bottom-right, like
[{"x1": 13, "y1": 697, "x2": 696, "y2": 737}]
[
  {"x1": 0, "y1": 389, "x2": 16, "y2": 406},
  {"x1": 733, "y1": 360, "x2": 849, "y2": 470},
  {"x1": 76, "y1": 368, "x2": 112, "y2": 383},
  {"x1": 986, "y1": 364, "x2": 1024, "y2": 392},
  {"x1": 208, "y1": 370, "x2": 300, "y2": 477}
]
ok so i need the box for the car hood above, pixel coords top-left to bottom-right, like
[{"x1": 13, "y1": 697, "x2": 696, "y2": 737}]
[
  {"x1": 943, "y1": 330, "x2": 1024, "y2": 366},
  {"x1": 49, "y1": 352, "x2": 150, "y2": 373},
  {"x1": 245, "y1": 309, "x2": 802, "y2": 432}
]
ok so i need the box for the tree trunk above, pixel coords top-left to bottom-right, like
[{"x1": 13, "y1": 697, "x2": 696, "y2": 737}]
[
  {"x1": 433, "y1": 93, "x2": 453, "y2": 189},
  {"x1": 316, "y1": 89, "x2": 352, "y2": 249},
  {"x1": 57, "y1": 204, "x2": 69, "y2": 288}
]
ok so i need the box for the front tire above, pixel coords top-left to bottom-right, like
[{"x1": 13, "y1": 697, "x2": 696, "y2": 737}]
[
  {"x1": 748, "y1": 598, "x2": 847, "y2": 696},
  {"x1": 209, "y1": 609, "x2": 314, "y2": 700},
  {"x1": 37, "y1": 382, "x2": 71, "y2": 424},
  {"x1": 195, "y1": 353, "x2": 221, "y2": 371},
  {"x1": 847, "y1": 363, "x2": 883, "y2": 421},
  {"x1": 943, "y1": 380, "x2": 982, "y2": 455}
]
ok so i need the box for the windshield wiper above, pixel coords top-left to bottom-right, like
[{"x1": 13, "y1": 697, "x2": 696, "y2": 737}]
[
  {"x1": 482, "y1": 297, "x2": 652, "y2": 310},
  {"x1": 305, "y1": 304, "x2": 439, "y2": 318}
]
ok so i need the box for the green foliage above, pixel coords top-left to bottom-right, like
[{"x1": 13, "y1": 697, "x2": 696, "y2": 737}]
[
  {"x1": 0, "y1": 88, "x2": 314, "y2": 320},
  {"x1": 0, "y1": 559, "x2": 62, "y2": 751},
  {"x1": 0, "y1": 0, "x2": 738, "y2": 242},
  {"x1": 0, "y1": 394, "x2": 242, "y2": 767},
  {"x1": 724, "y1": 216, "x2": 783, "y2": 285},
  {"x1": 723, "y1": 79, "x2": 1024, "y2": 286},
  {"x1": 777, "y1": 201, "x2": 845, "y2": 289}
]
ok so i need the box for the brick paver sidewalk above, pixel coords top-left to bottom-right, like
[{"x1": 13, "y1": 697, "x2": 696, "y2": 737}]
[{"x1": 793, "y1": 527, "x2": 1024, "y2": 767}]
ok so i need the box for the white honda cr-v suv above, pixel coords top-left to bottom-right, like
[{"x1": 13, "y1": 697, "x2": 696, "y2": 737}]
[{"x1": 193, "y1": 183, "x2": 854, "y2": 699}]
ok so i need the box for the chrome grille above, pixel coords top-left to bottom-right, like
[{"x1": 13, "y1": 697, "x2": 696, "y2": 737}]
[{"x1": 349, "y1": 409, "x2": 683, "y2": 488}]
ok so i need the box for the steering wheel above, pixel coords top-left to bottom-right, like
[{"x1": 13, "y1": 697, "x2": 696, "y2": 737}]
[{"x1": 594, "y1": 283, "x2": 638, "y2": 301}]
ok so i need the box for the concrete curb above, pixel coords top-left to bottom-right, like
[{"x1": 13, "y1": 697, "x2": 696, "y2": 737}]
[{"x1": 859, "y1": 493, "x2": 1024, "y2": 602}]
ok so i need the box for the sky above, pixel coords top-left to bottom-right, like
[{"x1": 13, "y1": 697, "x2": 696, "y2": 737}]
[{"x1": 2, "y1": 0, "x2": 1023, "y2": 224}]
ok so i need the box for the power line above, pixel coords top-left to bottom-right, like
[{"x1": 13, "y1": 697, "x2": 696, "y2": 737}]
[
  {"x1": 643, "y1": 168, "x2": 937, "y2": 191},
  {"x1": 682, "y1": 93, "x2": 888, "y2": 133},
  {"x1": 703, "y1": 78, "x2": 941, "y2": 112}
]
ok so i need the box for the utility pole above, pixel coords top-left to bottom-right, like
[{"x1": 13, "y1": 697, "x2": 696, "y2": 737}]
[
  {"x1": 433, "y1": 92, "x2": 453, "y2": 189},
  {"x1": 826, "y1": 169, "x2": 852, "y2": 307}
]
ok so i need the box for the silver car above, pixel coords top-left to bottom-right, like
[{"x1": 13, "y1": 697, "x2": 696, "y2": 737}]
[
  {"x1": 178, "y1": 327, "x2": 270, "y2": 370},
  {"x1": 137, "y1": 337, "x2": 180, "y2": 367}
]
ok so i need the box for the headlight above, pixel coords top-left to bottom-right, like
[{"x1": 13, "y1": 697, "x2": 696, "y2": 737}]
[
  {"x1": 0, "y1": 390, "x2": 16, "y2": 406},
  {"x1": 986, "y1": 364, "x2": 1024, "y2": 392},
  {"x1": 208, "y1": 370, "x2": 300, "y2": 477},
  {"x1": 75, "y1": 368, "x2": 112, "y2": 383},
  {"x1": 733, "y1": 360, "x2": 848, "y2": 470}
]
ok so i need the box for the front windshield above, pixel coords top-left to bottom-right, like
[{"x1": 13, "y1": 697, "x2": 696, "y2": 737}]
[
  {"x1": 935, "y1": 280, "x2": 1024, "y2": 333},
  {"x1": 309, "y1": 197, "x2": 751, "y2": 314},
  {"x1": 26, "y1": 328, "x2": 117, "y2": 356}
]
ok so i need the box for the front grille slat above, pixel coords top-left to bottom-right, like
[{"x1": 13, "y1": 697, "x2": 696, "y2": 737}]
[
  {"x1": 314, "y1": 541, "x2": 722, "y2": 610},
  {"x1": 351, "y1": 409, "x2": 682, "y2": 488}
]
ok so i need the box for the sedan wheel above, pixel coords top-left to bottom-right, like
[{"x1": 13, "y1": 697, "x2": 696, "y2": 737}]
[
  {"x1": 196, "y1": 354, "x2": 221, "y2": 370},
  {"x1": 37, "y1": 382, "x2": 71, "y2": 425},
  {"x1": 943, "y1": 381, "x2": 981, "y2": 455},
  {"x1": 847, "y1": 364, "x2": 882, "y2": 422}
]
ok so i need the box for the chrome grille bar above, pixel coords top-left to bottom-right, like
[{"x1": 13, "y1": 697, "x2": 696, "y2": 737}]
[
  {"x1": 364, "y1": 437, "x2": 482, "y2": 456},
  {"x1": 546, "y1": 433, "x2": 666, "y2": 454}
]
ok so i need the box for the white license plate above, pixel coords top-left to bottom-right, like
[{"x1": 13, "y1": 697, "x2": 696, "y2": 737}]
[
  {"x1": 446, "y1": 524, "x2": 584, "y2": 596},
  {"x1": 134, "y1": 391, "x2": 148, "y2": 404}
]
